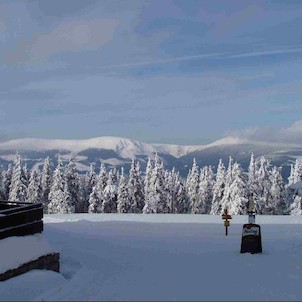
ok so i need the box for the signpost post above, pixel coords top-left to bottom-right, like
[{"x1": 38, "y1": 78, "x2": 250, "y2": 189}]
[{"x1": 221, "y1": 208, "x2": 232, "y2": 236}]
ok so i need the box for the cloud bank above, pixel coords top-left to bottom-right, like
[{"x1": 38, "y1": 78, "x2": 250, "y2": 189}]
[
  {"x1": 229, "y1": 120, "x2": 302, "y2": 146},
  {"x1": 5, "y1": 18, "x2": 118, "y2": 64}
]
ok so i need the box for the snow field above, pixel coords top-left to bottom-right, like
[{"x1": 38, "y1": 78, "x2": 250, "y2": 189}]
[
  {"x1": 2, "y1": 214, "x2": 302, "y2": 301},
  {"x1": 0, "y1": 234, "x2": 56, "y2": 274}
]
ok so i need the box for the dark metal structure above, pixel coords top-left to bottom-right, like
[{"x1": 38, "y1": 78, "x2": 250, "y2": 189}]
[{"x1": 0, "y1": 201, "x2": 43, "y2": 240}]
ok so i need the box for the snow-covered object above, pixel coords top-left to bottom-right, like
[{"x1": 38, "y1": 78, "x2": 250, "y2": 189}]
[
  {"x1": 48, "y1": 157, "x2": 74, "y2": 214},
  {"x1": 287, "y1": 181, "x2": 302, "y2": 215},
  {"x1": 26, "y1": 168, "x2": 42, "y2": 203},
  {"x1": 3, "y1": 214, "x2": 302, "y2": 301},
  {"x1": 41, "y1": 157, "x2": 52, "y2": 208},
  {"x1": 0, "y1": 136, "x2": 250, "y2": 159},
  {"x1": 9, "y1": 154, "x2": 27, "y2": 202},
  {"x1": 0, "y1": 234, "x2": 56, "y2": 275},
  {"x1": 186, "y1": 159, "x2": 200, "y2": 214},
  {"x1": 210, "y1": 159, "x2": 226, "y2": 214}
]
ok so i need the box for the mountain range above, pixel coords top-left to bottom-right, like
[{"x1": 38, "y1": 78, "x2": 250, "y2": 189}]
[{"x1": 0, "y1": 136, "x2": 301, "y2": 179}]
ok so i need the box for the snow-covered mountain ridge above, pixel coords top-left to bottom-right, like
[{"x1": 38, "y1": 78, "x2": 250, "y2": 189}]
[
  {"x1": 0, "y1": 136, "x2": 235, "y2": 158},
  {"x1": 0, "y1": 135, "x2": 301, "y2": 179},
  {"x1": 0, "y1": 136, "x2": 186, "y2": 158},
  {"x1": 0, "y1": 135, "x2": 267, "y2": 157}
]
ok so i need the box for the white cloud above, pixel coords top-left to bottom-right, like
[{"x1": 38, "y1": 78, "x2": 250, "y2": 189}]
[
  {"x1": 6, "y1": 18, "x2": 118, "y2": 64},
  {"x1": 229, "y1": 120, "x2": 302, "y2": 146},
  {"x1": 228, "y1": 47, "x2": 302, "y2": 59}
]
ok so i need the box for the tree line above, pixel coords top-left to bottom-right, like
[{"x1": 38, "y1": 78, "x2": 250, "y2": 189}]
[{"x1": 1, "y1": 153, "x2": 301, "y2": 215}]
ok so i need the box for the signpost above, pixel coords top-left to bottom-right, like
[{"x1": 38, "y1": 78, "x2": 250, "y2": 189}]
[
  {"x1": 221, "y1": 208, "x2": 232, "y2": 236},
  {"x1": 240, "y1": 194, "x2": 263, "y2": 254}
]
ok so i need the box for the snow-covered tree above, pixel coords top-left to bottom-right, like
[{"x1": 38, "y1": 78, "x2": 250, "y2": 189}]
[
  {"x1": 128, "y1": 160, "x2": 144, "y2": 213},
  {"x1": 144, "y1": 157, "x2": 154, "y2": 212},
  {"x1": 23, "y1": 163, "x2": 30, "y2": 188},
  {"x1": 27, "y1": 168, "x2": 42, "y2": 203},
  {"x1": 288, "y1": 182, "x2": 302, "y2": 215},
  {"x1": 48, "y1": 157, "x2": 75, "y2": 214},
  {"x1": 9, "y1": 154, "x2": 28, "y2": 202},
  {"x1": 288, "y1": 164, "x2": 295, "y2": 187},
  {"x1": 198, "y1": 166, "x2": 215, "y2": 214},
  {"x1": 257, "y1": 156, "x2": 272, "y2": 214},
  {"x1": 96, "y1": 163, "x2": 108, "y2": 212},
  {"x1": 143, "y1": 155, "x2": 166, "y2": 213},
  {"x1": 65, "y1": 158, "x2": 81, "y2": 212},
  {"x1": 293, "y1": 159, "x2": 302, "y2": 184},
  {"x1": 174, "y1": 171, "x2": 189, "y2": 213},
  {"x1": 186, "y1": 159, "x2": 200, "y2": 214},
  {"x1": 88, "y1": 184, "x2": 100, "y2": 213},
  {"x1": 83, "y1": 164, "x2": 97, "y2": 213},
  {"x1": 269, "y1": 166, "x2": 287, "y2": 215},
  {"x1": 102, "y1": 169, "x2": 117, "y2": 213},
  {"x1": 0, "y1": 167, "x2": 6, "y2": 200},
  {"x1": 210, "y1": 159, "x2": 226, "y2": 214},
  {"x1": 246, "y1": 153, "x2": 261, "y2": 213},
  {"x1": 227, "y1": 162, "x2": 248, "y2": 215},
  {"x1": 3, "y1": 164, "x2": 13, "y2": 200},
  {"x1": 165, "y1": 169, "x2": 176, "y2": 213},
  {"x1": 41, "y1": 157, "x2": 52, "y2": 211},
  {"x1": 220, "y1": 157, "x2": 234, "y2": 213},
  {"x1": 117, "y1": 168, "x2": 130, "y2": 213}
]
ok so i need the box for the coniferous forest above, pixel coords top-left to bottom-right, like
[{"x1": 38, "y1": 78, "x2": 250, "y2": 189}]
[{"x1": 2, "y1": 153, "x2": 302, "y2": 215}]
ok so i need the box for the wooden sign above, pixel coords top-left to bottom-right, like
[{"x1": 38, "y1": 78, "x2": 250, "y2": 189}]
[{"x1": 221, "y1": 208, "x2": 232, "y2": 236}]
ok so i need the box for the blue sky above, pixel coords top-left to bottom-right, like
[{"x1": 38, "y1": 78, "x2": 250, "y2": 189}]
[{"x1": 0, "y1": 0, "x2": 302, "y2": 145}]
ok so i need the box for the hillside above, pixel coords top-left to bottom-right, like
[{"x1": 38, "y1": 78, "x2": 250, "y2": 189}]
[{"x1": 0, "y1": 136, "x2": 301, "y2": 179}]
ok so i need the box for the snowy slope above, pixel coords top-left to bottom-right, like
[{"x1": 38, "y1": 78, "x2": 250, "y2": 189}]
[
  {"x1": 0, "y1": 136, "x2": 251, "y2": 158},
  {"x1": 0, "y1": 136, "x2": 301, "y2": 179},
  {"x1": 2, "y1": 214, "x2": 302, "y2": 301}
]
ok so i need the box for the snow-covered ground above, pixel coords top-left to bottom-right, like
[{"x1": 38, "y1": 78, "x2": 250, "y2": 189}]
[
  {"x1": 2, "y1": 214, "x2": 302, "y2": 301},
  {"x1": 0, "y1": 234, "x2": 56, "y2": 275}
]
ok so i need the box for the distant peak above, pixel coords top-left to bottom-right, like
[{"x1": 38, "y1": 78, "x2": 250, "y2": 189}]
[{"x1": 208, "y1": 136, "x2": 246, "y2": 147}]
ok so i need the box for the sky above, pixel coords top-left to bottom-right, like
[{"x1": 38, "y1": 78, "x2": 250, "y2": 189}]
[{"x1": 0, "y1": 0, "x2": 302, "y2": 145}]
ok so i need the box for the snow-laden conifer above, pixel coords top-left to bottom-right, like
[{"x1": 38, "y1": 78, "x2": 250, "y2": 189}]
[
  {"x1": 83, "y1": 164, "x2": 97, "y2": 213},
  {"x1": 0, "y1": 167, "x2": 6, "y2": 200},
  {"x1": 102, "y1": 169, "x2": 118, "y2": 213},
  {"x1": 143, "y1": 155, "x2": 166, "y2": 213},
  {"x1": 128, "y1": 160, "x2": 144, "y2": 213},
  {"x1": 165, "y1": 169, "x2": 175, "y2": 213},
  {"x1": 227, "y1": 162, "x2": 248, "y2": 215},
  {"x1": 220, "y1": 157, "x2": 234, "y2": 213},
  {"x1": 41, "y1": 157, "x2": 52, "y2": 211},
  {"x1": 293, "y1": 159, "x2": 302, "y2": 184},
  {"x1": 269, "y1": 166, "x2": 287, "y2": 215},
  {"x1": 290, "y1": 196, "x2": 302, "y2": 215},
  {"x1": 65, "y1": 158, "x2": 81, "y2": 212},
  {"x1": 27, "y1": 168, "x2": 42, "y2": 203},
  {"x1": 210, "y1": 159, "x2": 226, "y2": 214},
  {"x1": 23, "y1": 163, "x2": 30, "y2": 188},
  {"x1": 288, "y1": 164, "x2": 295, "y2": 187},
  {"x1": 3, "y1": 164, "x2": 13, "y2": 200},
  {"x1": 143, "y1": 157, "x2": 154, "y2": 212},
  {"x1": 96, "y1": 162, "x2": 108, "y2": 212},
  {"x1": 247, "y1": 153, "x2": 261, "y2": 213},
  {"x1": 257, "y1": 156, "x2": 272, "y2": 214},
  {"x1": 48, "y1": 157, "x2": 75, "y2": 213},
  {"x1": 117, "y1": 168, "x2": 130, "y2": 213},
  {"x1": 174, "y1": 171, "x2": 189, "y2": 213},
  {"x1": 186, "y1": 159, "x2": 200, "y2": 214},
  {"x1": 198, "y1": 166, "x2": 215, "y2": 214},
  {"x1": 9, "y1": 154, "x2": 28, "y2": 202},
  {"x1": 88, "y1": 184, "x2": 100, "y2": 213}
]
